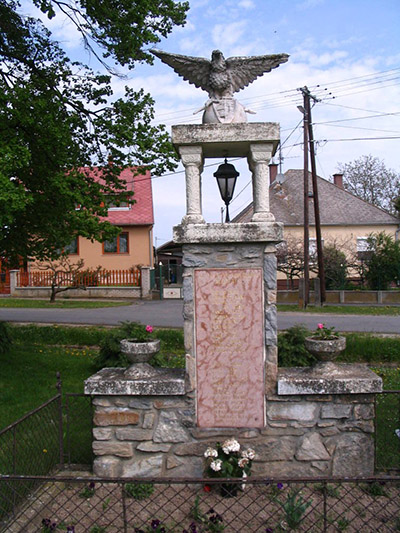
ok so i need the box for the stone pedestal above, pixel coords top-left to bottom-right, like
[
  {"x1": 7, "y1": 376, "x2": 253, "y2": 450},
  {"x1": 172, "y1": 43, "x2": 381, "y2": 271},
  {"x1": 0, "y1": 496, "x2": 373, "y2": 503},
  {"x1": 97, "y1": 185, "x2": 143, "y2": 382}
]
[
  {"x1": 84, "y1": 121, "x2": 382, "y2": 479},
  {"x1": 84, "y1": 363, "x2": 381, "y2": 478}
]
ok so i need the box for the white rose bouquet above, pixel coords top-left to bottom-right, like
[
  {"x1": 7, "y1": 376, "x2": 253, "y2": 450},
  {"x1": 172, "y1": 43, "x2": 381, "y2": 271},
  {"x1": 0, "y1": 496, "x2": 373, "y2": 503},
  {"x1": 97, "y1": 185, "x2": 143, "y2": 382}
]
[{"x1": 204, "y1": 438, "x2": 255, "y2": 479}]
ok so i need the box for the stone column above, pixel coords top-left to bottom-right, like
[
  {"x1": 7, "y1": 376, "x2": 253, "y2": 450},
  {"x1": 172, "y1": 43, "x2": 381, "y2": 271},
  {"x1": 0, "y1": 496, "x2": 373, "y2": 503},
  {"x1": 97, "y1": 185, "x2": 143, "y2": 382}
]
[
  {"x1": 180, "y1": 146, "x2": 205, "y2": 225},
  {"x1": 140, "y1": 266, "x2": 151, "y2": 299},
  {"x1": 248, "y1": 143, "x2": 275, "y2": 222},
  {"x1": 9, "y1": 270, "x2": 19, "y2": 296}
]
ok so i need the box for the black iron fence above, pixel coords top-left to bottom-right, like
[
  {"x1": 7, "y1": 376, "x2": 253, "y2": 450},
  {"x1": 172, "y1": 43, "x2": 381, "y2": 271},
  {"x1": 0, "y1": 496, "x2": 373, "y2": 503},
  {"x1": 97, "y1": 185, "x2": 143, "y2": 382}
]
[
  {"x1": 1, "y1": 475, "x2": 400, "y2": 532},
  {"x1": 375, "y1": 390, "x2": 400, "y2": 473},
  {"x1": 0, "y1": 391, "x2": 92, "y2": 527},
  {"x1": 0, "y1": 389, "x2": 399, "y2": 531}
]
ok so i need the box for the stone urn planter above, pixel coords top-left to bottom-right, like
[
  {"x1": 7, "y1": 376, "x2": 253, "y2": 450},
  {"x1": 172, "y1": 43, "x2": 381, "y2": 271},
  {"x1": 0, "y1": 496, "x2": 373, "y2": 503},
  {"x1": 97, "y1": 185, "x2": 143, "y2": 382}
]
[
  {"x1": 120, "y1": 338, "x2": 161, "y2": 365},
  {"x1": 304, "y1": 336, "x2": 346, "y2": 363}
]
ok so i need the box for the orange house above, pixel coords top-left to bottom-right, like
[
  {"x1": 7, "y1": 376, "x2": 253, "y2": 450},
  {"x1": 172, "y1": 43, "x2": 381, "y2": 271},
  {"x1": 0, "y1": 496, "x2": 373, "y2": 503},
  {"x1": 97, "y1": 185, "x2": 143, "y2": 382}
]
[
  {"x1": 30, "y1": 167, "x2": 155, "y2": 272},
  {"x1": 72, "y1": 168, "x2": 154, "y2": 270}
]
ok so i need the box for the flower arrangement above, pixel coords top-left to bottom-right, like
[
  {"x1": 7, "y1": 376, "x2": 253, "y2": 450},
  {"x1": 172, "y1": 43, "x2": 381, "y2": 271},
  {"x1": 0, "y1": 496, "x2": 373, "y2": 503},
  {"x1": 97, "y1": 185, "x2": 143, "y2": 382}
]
[
  {"x1": 312, "y1": 323, "x2": 339, "y2": 340},
  {"x1": 204, "y1": 438, "x2": 255, "y2": 479},
  {"x1": 127, "y1": 324, "x2": 154, "y2": 343}
]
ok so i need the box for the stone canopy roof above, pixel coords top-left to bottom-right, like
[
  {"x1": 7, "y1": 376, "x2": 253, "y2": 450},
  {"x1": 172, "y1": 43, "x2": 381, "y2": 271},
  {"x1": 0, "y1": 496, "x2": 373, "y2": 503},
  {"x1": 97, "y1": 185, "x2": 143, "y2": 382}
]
[{"x1": 233, "y1": 169, "x2": 399, "y2": 226}]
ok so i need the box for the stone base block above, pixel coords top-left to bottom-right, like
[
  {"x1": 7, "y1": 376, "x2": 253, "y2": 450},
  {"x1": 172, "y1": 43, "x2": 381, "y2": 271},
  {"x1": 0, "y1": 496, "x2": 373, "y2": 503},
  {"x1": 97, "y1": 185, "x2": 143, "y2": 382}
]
[{"x1": 86, "y1": 364, "x2": 381, "y2": 479}]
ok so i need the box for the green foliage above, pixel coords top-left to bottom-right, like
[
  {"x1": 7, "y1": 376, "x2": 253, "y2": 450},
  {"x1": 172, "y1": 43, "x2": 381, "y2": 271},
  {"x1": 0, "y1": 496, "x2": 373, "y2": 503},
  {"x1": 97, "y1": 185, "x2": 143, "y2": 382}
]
[
  {"x1": 32, "y1": 0, "x2": 188, "y2": 69},
  {"x1": 277, "y1": 489, "x2": 312, "y2": 530},
  {"x1": 0, "y1": 298, "x2": 130, "y2": 309},
  {"x1": 336, "y1": 517, "x2": 350, "y2": 531},
  {"x1": 0, "y1": 0, "x2": 187, "y2": 264},
  {"x1": 155, "y1": 328, "x2": 184, "y2": 350},
  {"x1": 323, "y1": 245, "x2": 348, "y2": 290},
  {"x1": 311, "y1": 322, "x2": 338, "y2": 340},
  {"x1": 94, "y1": 322, "x2": 185, "y2": 370},
  {"x1": 278, "y1": 326, "x2": 316, "y2": 367},
  {"x1": 0, "y1": 322, "x2": 12, "y2": 354},
  {"x1": 340, "y1": 334, "x2": 400, "y2": 364},
  {"x1": 90, "y1": 526, "x2": 107, "y2": 533},
  {"x1": 79, "y1": 482, "x2": 96, "y2": 499},
  {"x1": 190, "y1": 496, "x2": 225, "y2": 532},
  {"x1": 10, "y1": 324, "x2": 108, "y2": 346},
  {"x1": 314, "y1": 483, "x2": 341, "y2": 498},
  {"x1": 364, "y1": 232, "x2": 400, "y2": 290},
  {"x1": 94, "y1": 329, "x2": 129, "y2": 369},
  {"x1": 361, "y1": 481, "x2": 388, "y2": 497},
  {"x1": 124, "y1": 482, "x2": 154, "y2": 500}
]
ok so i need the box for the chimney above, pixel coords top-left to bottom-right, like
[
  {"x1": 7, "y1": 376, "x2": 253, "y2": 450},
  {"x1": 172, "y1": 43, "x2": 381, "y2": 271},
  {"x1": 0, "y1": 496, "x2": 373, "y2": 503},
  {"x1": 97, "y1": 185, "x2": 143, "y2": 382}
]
[
  {"x1": 333, "y1": 173, "x2": 344, "y2": 189},
  {"x1": 269, "y1": 163, "x2": 278, "y2": 185}
]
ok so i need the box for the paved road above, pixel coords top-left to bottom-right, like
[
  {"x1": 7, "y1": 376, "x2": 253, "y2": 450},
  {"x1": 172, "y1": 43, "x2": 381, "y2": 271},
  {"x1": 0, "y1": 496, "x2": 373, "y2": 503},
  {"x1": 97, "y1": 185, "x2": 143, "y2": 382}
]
[{"x1": 0, "y1": 300, "x2": 400, "y2": 333}]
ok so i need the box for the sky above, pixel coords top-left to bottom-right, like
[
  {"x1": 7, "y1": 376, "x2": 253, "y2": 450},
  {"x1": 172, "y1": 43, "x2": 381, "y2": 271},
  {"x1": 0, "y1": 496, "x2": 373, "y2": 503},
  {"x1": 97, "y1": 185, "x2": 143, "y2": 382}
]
[{"x1": 21, "y1": 0, "x2": 400, "y2": 248}]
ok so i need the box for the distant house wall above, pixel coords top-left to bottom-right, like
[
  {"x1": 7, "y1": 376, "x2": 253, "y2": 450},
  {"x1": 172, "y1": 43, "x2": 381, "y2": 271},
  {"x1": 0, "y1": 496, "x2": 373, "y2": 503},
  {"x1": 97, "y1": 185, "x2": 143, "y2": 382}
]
[
  {"x1": 77, "y1": 225, "x2": 153, "y2": 269},
  {"x1": 278, "y1": 223, "x2": 398, "y2": 282},
  {"x1": 30, "y1": 225, "x2": 153, "y2": 271}
]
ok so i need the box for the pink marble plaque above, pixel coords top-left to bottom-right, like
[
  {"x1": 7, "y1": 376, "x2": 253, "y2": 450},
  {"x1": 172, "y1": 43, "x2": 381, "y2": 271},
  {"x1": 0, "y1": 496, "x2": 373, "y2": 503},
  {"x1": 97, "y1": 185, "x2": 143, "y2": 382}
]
[{"x1": 195, "y1": 268, "x2": 264, "y2": 428}]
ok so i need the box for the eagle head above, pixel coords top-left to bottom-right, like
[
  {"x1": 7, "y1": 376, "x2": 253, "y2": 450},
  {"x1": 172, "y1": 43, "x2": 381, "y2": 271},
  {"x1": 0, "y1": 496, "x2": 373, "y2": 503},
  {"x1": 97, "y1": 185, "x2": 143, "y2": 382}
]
[{"x1": 211, "y1": 50, "x2": 225, "y2": 61}]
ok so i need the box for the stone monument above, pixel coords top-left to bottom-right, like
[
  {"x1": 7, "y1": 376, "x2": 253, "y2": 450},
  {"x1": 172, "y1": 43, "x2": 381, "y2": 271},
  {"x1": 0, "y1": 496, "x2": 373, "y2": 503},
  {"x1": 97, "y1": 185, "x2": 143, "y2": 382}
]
[{"x1": 85, "y1": 50, "x2": 382, "y2": 479}]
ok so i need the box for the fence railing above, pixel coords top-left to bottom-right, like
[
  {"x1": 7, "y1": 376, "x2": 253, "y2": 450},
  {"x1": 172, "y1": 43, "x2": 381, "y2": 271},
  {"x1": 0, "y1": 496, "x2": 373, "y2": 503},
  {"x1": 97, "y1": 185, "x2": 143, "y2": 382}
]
[
  {"x1": 0, "y1": 388, "x2": 399, "y2": 531},
  {"x1": 17, "y1": 268, "x2": 141, "y2": 288},
  {"x1": 1, "y1": 475, "x2": 400, "y2": 532},
  {"x1": 375, "y1": 390, "x2": 400, "y2": 473},
  {"x1": 0, "y1": 392, "x2": 92, "y2": 527}
]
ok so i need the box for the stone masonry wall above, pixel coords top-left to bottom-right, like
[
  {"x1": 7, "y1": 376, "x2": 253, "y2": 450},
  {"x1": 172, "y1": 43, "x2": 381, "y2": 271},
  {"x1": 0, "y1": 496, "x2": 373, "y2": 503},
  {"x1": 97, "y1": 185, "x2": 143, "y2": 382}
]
[{"x1": 91, "y1": 390, "x2": 375, "y2": 479}]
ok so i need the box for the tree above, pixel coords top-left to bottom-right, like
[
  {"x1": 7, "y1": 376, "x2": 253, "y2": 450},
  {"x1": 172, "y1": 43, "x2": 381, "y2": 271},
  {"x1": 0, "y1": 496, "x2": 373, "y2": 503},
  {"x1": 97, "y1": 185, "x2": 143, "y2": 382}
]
[
  {"x1": 337, "y1": 155, "x2": 400, "y2": 214},
  {"x1": 276, "y1": 236, "x2": 305, "y2": 289},
  {"x1": 364, "y1": 232, "x2": 400, "y2": 290},
  {"x1": 34, "y1": 256, "x2": 101, "y2": 301},
  {"x1": 0, "y1": 0, "x2": 188, "y2": 266},
  {"x1": 322, "y1": 245, "x2": 348, "y2": 290}
]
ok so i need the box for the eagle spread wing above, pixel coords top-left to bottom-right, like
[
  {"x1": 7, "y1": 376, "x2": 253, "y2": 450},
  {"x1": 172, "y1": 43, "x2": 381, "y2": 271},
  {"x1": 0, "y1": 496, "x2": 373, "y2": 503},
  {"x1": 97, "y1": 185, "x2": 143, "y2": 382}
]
[
  {"x1": 150, "y1": 49, "x2": 212, "y2": 93},
  {"x1": 226, "y1": 53, "x2": 289, "y2": 94}
]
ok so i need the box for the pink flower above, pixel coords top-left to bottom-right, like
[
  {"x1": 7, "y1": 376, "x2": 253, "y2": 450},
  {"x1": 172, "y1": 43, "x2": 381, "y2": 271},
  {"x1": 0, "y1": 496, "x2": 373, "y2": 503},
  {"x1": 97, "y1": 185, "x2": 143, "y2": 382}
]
[
  {"x1": 145, "y1": 325, "x2": 153, "y2": 333},
  {"x1": 317, "y1": 323, "x2": 324, "y2": 329}
]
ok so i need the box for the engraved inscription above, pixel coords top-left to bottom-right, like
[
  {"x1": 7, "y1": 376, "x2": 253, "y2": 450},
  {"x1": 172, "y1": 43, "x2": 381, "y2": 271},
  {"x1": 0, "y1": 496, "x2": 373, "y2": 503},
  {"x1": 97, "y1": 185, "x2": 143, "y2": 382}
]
[{"x1": 195, "y1": 268, "x2": 264, "y2": 428}]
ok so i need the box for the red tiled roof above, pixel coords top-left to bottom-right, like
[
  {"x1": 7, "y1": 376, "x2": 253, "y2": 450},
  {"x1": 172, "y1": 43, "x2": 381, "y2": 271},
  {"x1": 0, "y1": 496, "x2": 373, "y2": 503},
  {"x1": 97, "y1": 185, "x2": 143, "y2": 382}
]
[{"x1": 86, "y1": 167, "x2": 154, "y2": 226}]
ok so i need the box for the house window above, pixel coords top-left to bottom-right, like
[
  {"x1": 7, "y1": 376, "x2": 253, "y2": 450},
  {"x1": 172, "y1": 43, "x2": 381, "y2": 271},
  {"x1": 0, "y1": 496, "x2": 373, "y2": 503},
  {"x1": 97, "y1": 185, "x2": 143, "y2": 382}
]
[
  {"x1": 106, "y1": 195, "x2": 130, "y2": 210},
  {"x1": 64, "y1": 237, "x2": 79, "y2": 255},
  {"x1": 357, "y1": 237, "x2": 369, "y2": 252},
  {"x1": 104, "y1": 233, "x2": 129, "y2": 254},
  {"x1": 309, "y1": 238, "x2": 323, "y2": 257},
  {"x1": 357, "y1": 237, "x2": 372, "y2": 260}
]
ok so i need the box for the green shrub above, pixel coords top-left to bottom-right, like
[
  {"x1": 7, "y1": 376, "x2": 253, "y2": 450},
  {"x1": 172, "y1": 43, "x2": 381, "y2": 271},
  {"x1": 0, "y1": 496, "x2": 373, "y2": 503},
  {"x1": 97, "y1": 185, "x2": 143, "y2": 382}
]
[
  {"x1": 10, "y1": 324, "x2": 108, "y2": 346},
  {"x1": 278, "y1": 325, "x2": 316, "y2": 367},
  {"x1": 94, "y1": 329, "x2": 129, "y2": 370},
  {"x1": 124, "y1": 482, "x2": 154, "y2": 500},
  {"x1": 0, "y1": 322, "x2": 12, "y2": 354}
]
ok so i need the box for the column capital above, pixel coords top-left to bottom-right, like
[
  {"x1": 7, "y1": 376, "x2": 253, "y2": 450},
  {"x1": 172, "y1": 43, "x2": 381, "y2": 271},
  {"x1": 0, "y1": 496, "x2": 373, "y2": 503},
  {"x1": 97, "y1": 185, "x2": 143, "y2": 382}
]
[
  {"x1": 248, "y1": 143, "x2": 274, "y2": 167},
  {"x1": 179, "y1": 145, "x2": 204, "y2": 169}
]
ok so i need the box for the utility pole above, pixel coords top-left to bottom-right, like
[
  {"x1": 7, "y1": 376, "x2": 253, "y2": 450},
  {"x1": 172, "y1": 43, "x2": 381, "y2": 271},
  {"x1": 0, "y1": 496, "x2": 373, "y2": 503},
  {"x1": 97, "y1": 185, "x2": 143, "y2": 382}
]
[
  {"x1": 299, "y1": 86, "x2": 326, "y2": 306},
  {"x1": 299, "y1": 94, "x2": 310, "y2": 308}
]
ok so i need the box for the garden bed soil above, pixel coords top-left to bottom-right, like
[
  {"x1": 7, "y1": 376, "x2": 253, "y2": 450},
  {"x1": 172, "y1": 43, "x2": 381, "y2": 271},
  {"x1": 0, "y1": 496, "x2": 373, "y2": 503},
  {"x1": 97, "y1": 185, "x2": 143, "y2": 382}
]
[{"x1": 4, "y1": 477, "x2": 400, "y2": 532}]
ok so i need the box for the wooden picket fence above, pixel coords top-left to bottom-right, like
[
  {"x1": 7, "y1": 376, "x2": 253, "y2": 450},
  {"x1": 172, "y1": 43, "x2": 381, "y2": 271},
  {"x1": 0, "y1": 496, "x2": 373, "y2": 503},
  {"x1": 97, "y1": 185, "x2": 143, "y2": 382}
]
[{"x1": 17, "y1": 269, "x2": 141, "y2": 288}]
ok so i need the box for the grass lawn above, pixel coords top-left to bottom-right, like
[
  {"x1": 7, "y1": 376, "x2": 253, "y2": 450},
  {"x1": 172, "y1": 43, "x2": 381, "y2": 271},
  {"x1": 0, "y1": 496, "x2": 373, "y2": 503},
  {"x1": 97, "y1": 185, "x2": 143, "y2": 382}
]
[
  {"x1": 278, "y1": 304, "x2": 400, "y2": 315},
  {"x1": 0, "y1": 324, "x2": 399, "y2": 472},
  {"x1": 0, "y1": 324, "x2": 184, "y2": 429},
  {"x1": 0, "y1": 298, "x2": 131, "y2": 308}
]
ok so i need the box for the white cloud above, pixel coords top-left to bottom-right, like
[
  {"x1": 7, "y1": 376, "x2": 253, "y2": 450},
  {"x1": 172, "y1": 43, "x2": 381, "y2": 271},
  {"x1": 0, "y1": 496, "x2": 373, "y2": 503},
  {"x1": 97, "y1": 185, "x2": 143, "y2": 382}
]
[
  {"x1": 296, "y1": 0, "x2": 325, "y2": 9},
  {"x1": 212, "y1": 21, "x2": 248, "y2": 49},
  {"x1": 238, "y1": 0, "x2": 255, "y2": 8}
]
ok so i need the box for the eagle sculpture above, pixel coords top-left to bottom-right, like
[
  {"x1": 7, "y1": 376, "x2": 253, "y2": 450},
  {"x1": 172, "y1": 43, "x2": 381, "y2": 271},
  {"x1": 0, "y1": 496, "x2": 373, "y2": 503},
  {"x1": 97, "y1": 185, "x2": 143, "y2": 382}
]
[{"x1": 151, "y1": 49, "x2": 289, "y2": 124}]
